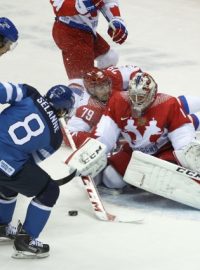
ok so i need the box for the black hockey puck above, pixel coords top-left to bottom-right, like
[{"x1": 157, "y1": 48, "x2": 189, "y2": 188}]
[{"x1": 68, "y1": 210, "x2": 78, "y2": 216}]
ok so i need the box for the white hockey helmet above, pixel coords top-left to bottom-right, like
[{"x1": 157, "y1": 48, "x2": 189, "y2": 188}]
[
  {"x1": 83, "y1": 68, "x2": 112, "y2": 103},
  {"x1": 128, "y1": 72, "x2": 157, "y2": 117}
]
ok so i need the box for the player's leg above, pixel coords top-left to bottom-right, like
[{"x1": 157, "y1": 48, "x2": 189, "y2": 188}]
[
  {"x1": 2, "y1": 161, "x2": 60, "y2": 258},
  {"x1": 94, "y1": 33, "x2": 119, "y2": 68},
  {"x1": 52, "y1": 21, "x2": 95, "y2": 79},
  {"x1": 0, "y1": 184, "x2": 18, "y2": 241}
]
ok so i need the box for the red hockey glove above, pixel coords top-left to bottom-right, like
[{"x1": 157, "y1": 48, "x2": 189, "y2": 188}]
[{"x1": 108, "y1": 18, "x2": 128, "y2": 44}]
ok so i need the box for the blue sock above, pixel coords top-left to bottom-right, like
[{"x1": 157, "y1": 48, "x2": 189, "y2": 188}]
[
  {"x1": 23, "y1": 200, "x2": 51, "y2": 238},
  {"x1": 0, "y1": 197, "x2": 17, "y2": 224}
]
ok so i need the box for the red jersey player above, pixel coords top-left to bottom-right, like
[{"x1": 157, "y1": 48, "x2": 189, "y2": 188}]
[
  {"x1": 66, "y1": 65, "x2": 141, "y2": 147},
  {"x1": 88, "y1": 71, "x2": 200, "y2": 189},
  {"x1": 50, "y1": 0, "x2": 128, "y2": 79}
]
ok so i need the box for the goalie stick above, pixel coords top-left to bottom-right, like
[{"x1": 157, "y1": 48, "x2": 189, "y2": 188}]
[{"x1": 59, "y1": 117, "x2": 143, "y2": 224}]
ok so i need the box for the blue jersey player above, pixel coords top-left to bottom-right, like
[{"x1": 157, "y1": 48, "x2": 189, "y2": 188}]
[
  {"x1": 0, "y1": 82, "x2": 75, "y2": 258},
  {"x1": 0, "y1": 17, "x2": 18, "y2": 56}
]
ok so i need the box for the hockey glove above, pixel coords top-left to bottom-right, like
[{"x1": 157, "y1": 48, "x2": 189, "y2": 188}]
[
  {"x1": 174, "y1": 140, "x2": 200, "y2": 173},
  {"x1": 65, "y1": 138, "x2": 107, "y2": 178},
  {"x1": 76, "y1": 0, "x2": 104, "y2": 15},
  {"x1": 108, "y1": 18, "x2": 128, "y2": 44}
]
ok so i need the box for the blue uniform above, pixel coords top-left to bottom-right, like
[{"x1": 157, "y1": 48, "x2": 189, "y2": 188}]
[{"x1": 0, "y1": 83, "x2": 62, "y2": 176}]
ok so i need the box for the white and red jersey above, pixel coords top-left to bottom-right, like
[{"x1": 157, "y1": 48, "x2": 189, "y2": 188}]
[
  {"x1": 105, "y1": 65, "x2": 141, "y2": 91},
  {"x1": 50, "y1": 0, "x2": 121, "y2": 35},
  {"x1": 66, "y1": 65, "x2": 141, "y2": 146},
  {"x1": 94, "y1": 91, "x2": 196, "y2": 154}
]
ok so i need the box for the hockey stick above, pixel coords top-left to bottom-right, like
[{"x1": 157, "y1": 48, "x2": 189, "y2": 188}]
[
  {"x1": 59, "y1": 117, "x2": 143, "y2": 223},
  {"x1": 55, "y1": 170, "x2": 77, "y2": 186}
]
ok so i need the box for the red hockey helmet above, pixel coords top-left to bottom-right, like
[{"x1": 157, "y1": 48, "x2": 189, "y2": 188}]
[{"x1": 83, "y1": 68, "x2": 112, "y2": 102}]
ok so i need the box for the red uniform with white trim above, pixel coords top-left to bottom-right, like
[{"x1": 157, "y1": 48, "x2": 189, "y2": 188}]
[
  {"x1": 66, "y1": 65, "x2": 141, "y2": 147},
  {"x1": 50, "y1": 0, "x2": 127, "y2": 79},
  {"x1": 93, "y1": 91, "x2": 196, "y2": 175}
]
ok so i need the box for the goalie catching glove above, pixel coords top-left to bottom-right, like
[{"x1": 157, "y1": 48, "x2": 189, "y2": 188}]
[
  {"x1": 174, "y1": 140, "x2": 200, "y2": 173},
  {"x1": 65, "y1": 138, "x2": 107, "y2": 178}
]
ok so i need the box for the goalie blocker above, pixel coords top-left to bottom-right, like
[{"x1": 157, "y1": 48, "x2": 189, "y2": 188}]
[
  {"x1": 124, "y1": 151, "x2": 200, "y2": 209},
  {"x1": 65, "y1": 138, "x2": 107, "y2": 178}
]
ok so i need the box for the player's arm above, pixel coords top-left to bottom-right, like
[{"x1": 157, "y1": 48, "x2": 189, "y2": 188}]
[
  {"x1": 105, "y1": 65, "x2": 142, "y2": 91},
  {"x1": 92, "y1": 95, "x2": 121, "y2": 153},
  {"x1": 52, "y1": 0, "x2": 105, "y2": 16},
  {"x1": 165, "y1": 97, "x2": 200, "y2": 172},
  {"x1": 66, "y1": 103, "x2": 102, "y2": 147},
  {"x1": 100, "y1": 0, "x2": 128, "y2": 44},
  {"x1": 166, "y1": 97, "x2": 196, "y2": 150},
  {"x1": 0, "y1": 82, "x2": 28, "y2": 104},
  {"x1": 64, "y1": 115, "x2": 92, "y2": 147},
  {"x1": 50, "y1": 0, "x2": 78, "y2": 16},
  {"x1": 74, "y1": 0, "x2": 128, "y2": 44}
]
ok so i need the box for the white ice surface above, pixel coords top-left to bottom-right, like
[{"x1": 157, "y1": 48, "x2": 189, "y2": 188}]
[{"x1": 1, "y1": 0, "x2": 200, "y2": 269}]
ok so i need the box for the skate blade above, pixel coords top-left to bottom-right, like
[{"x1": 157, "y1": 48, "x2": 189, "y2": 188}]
[{"x1": 12, "y1": 249, "x2": 49, "y2": 259}]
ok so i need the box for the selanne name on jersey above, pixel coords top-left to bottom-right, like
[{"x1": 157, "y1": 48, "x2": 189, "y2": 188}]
[{"x1": 36, "y1": 97, "x2": 59, "y2": 133}]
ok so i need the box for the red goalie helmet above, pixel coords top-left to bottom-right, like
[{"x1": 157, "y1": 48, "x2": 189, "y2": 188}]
[
  {"x1": 128, "y1": 72, "x2": 158, "y2": 117},
  {"x1": 83, "y1": 68, "x2": 112, "y2": 102}
]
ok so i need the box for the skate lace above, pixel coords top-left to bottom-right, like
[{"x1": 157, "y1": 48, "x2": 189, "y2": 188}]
[
  {"x1": 6, "y1": 224, "x2": 17, "y2": 236},
  {"x1": 30, "y1": 238, "x2": 44, "y2": 247}
]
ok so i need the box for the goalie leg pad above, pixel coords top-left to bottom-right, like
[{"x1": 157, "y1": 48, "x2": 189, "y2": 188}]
[
  {"x1": 102, "y1": 165, "x2": 127, "y2": 189},
  {"x1": 124, "y1": 151, "x2": 200, "y2": 209}
]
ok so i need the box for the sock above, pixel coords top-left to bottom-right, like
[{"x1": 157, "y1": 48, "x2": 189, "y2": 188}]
[
  {"x1": 0, "y1": 197, "x2": 17, "y2": 224},
  {"x1": 23, "y1": 200, "x2": 51, "y2": 238}
]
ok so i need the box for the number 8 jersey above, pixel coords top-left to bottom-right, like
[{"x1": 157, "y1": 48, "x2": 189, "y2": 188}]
[{"x1": 0, "y1": 83, "x2": 62, "y2": 176}]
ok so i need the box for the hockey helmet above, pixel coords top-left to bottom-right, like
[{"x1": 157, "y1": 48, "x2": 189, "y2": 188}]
[
  {"x1": 0, "y1": 17, "x2": 18, "y2": 56},
  {"x1": 128, "y1": 72, "x2": 157, "y2": 117},
  {"x1": 45, "y1": 85, "x2": 75, "y2": 116},
  {"x1": 83, "y1": 68, "x2": 112, "y2": 102}
]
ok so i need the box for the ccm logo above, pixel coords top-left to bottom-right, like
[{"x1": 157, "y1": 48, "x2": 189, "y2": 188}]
[
  {"x1": 176, "y1": 167, "x2": 200, "y2": 180},
  {"x1": 82, "y1": 146, "x2": 103, "y2": 164}
]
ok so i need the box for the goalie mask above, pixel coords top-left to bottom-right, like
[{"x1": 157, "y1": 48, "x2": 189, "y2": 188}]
[
  {"x1": 128, "y1": 72, "x2": 157, "y2": 117},
  {"x1": 45, "y1": 85, "x2": 75, "y2": 117},
  {"x1": 83, "y1": 68, "x2": 112, "y2": 103}
]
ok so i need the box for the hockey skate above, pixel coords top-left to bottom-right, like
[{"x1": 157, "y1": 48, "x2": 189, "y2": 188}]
[
  {"x1": 12, "y1": 222, "x2": 49, "y2": 259},
  {"x1": 0, "y1": 223, "x2": 17, "y2": 242}
]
